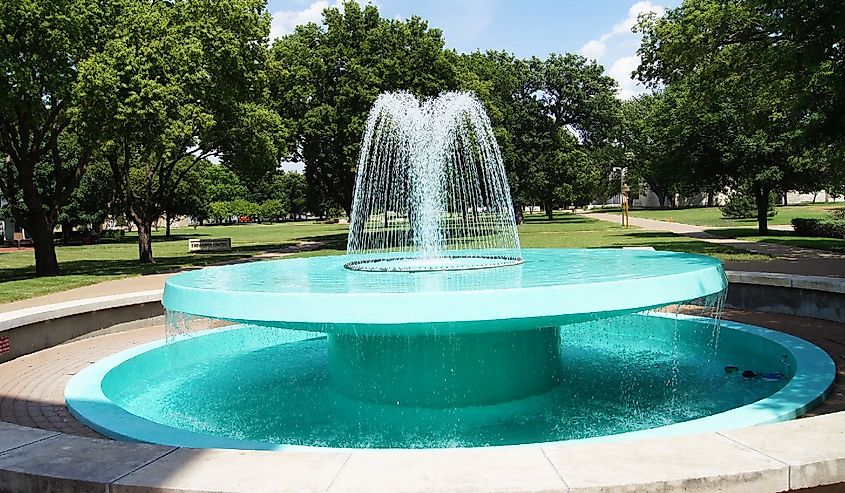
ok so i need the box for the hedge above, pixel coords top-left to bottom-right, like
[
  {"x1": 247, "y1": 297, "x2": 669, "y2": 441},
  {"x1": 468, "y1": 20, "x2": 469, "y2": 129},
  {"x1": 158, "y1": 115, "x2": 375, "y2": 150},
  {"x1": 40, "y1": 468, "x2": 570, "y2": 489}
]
[{"x1": 791, "y1": 218, "x2": 845, "y2": 239}]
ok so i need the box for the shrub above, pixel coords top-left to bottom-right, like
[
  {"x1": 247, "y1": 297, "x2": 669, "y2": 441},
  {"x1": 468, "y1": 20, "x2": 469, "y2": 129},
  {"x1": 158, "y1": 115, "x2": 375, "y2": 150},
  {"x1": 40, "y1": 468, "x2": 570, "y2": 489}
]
[
  {"x1": 791, "y1": 218, "x2": 845, "y2": 239},
  {"x1": 721, "y1": 189, "x2": 777, "y2": 219},
  {"x1": 100, "y1": 229, "x2": 125, "y2": 240}
]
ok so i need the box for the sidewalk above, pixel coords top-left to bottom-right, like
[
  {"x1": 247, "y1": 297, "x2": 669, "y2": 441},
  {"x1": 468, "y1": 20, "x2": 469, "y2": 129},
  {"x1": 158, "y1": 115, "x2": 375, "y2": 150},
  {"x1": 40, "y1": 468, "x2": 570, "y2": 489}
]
[{"x1": 587, "y1": 212, "x2": 845, "y2": 278}]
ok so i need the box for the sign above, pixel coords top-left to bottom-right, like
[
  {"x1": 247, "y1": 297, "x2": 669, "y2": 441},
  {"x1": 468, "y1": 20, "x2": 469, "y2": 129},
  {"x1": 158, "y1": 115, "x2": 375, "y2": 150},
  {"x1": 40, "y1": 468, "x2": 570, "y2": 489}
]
[{"x1": 0, "y1": 337, "x2": 10, "y2": 355}]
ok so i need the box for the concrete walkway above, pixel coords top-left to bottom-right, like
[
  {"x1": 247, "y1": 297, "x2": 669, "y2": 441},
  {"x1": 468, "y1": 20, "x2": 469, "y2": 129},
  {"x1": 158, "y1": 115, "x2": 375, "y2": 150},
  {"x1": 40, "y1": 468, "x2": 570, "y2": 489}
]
[{"x1": 587, "y1": 212, "x2": 845, "y2": 278}]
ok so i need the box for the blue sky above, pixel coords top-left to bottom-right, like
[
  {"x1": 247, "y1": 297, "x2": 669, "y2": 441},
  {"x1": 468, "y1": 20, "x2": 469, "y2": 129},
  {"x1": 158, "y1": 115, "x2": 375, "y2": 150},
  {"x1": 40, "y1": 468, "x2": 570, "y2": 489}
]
[{"x1": 267, "y1": 0, "x2": 681, "y2": 98}]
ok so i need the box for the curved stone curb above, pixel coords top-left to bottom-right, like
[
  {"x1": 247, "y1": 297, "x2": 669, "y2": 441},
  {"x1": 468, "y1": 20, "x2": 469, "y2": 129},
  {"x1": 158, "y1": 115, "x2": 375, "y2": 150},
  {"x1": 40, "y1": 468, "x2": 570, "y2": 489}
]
[
  {"x1": 0, "y1": 290, "x2": 163, "y2": 364},
  {"x1": 726, "y1": 271, "x2": 845, "y2": 294},
  {"x1": 725, "y1": 271, "x2": 845, "y2": 323},
  {"x1": 0, "y1": 290, "x2": 162, "y2": 332}
]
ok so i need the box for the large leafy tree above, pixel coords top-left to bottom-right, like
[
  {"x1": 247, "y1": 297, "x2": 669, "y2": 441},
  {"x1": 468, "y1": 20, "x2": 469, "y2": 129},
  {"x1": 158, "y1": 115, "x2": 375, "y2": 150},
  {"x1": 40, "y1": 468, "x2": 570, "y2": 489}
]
[
  {"x1": 0, "y1": 0, "x2": 110, "y2": 275},
  {"x1": 532, "y1": 54, "x2": 620, "y2": 217},
  {"x1": 635, "y1": 0, "x2": 833, "y2": 233},
  {"x1": 459, "y1": 51, "x2": 548, "y2": 223},
  {"x1": 622, "y1": 88, "x2": 726, "y2": 207},
  {"x1": 462, "y1": 51, "x2": 620, "y2": 219},
  {"x1": 58, "y1": 159, "x2": 117, "y2": 236},
  {"x1": 270, "y1": 1, "x2": 458, "y2": 215},
  {"x1": 75, "y1": 0, "x2": 284, "y2": 263}
]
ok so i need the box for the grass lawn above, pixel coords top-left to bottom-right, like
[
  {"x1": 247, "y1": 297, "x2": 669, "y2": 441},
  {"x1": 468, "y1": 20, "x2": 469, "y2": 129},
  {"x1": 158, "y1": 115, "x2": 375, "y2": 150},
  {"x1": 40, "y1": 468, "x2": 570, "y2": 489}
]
[
  {"x1": 619, "y1": 202, "x2": 845, "y2": 227},
  {"x1": 0, "y1": 222, "x2": 349, "y2": 304},
  {"x1": 704, "y1": 228, "x2": 845, "y2": 254},
  {"x1": 0, "y1": 214, "x2": 767, "y2": 304}
]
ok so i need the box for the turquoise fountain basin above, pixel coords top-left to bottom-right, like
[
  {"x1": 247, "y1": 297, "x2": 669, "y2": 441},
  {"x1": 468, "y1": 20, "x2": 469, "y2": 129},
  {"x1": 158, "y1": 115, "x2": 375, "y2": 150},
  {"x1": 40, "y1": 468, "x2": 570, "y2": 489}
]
[
  {"x1": 64, "y1": 249, "x2": 833, "y2": 449},
  {"x1": 65, "y1": 314, "x2": 834, "y2": 450}
]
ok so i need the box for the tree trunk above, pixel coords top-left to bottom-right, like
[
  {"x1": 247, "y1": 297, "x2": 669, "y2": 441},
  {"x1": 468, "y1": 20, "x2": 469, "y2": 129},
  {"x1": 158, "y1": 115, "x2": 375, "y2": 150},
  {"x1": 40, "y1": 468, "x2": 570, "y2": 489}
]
[
  {"x1": 707, "y1": 192, "x2": 714, "y2": 207},
  {"x1": 544, "y1": 200, "x2": 554, "y2": 220},
  {"x1": 30, "y1": 210, "x2": 60, "y2": 276},
  {"x1": 165, "y1": 213, "x2": 172, "y2": 240},
  {"x1": 61, "y1": 222, "x2": 73, "y2": 244},
  {"x1": 755, "y1": 186, "x2": 769, "y2": 235},
  {"x1": 136, "y1": 221, "x2": 155, "y2": 264},
  {"x1": 513, "y1": 202, "x2": 524, "y2": 225}
]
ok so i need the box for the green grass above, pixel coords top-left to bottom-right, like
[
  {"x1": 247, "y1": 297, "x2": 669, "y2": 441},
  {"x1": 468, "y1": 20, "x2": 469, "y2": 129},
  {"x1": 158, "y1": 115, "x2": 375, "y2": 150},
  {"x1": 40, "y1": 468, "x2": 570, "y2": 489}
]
[
  {"x1": 0, "y1": 222, "x2": 348, "y2": 304},
  {"x1": 0, "y1": 215, "x2": 767, "y2": 304},
  {"x1": 518, "y1": 213, "x2": 768, "y2": 261},
  {"x1": 617, "y1": 203, "x2": 845, "y2": 227},
  {"x1": 704, "y1": 228, "x2": 845, "y2": 254}
]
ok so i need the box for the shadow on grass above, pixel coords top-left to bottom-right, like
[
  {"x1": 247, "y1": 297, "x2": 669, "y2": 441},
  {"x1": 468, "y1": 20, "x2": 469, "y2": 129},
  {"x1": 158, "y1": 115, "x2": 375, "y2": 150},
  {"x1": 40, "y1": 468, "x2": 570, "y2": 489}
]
[
  {"x1": 703, "y1": 228, "x2": 845, "y2": 254},
  {"x1": 0, "y1": 233, "x2": 350, "y2": 283},
  {"x1": 523, "y1": 213, "x2": 602, "y2": 225}
]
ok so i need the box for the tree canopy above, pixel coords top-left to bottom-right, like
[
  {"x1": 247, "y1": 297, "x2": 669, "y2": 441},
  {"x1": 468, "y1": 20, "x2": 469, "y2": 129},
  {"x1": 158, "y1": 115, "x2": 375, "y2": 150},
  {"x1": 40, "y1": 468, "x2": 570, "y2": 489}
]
[
  {"x1": 269, "y1": 1, "x2": 459, "y2": 215},
  {"x1": 74, "y1": 0, "x2": 283, "y2": 262}
]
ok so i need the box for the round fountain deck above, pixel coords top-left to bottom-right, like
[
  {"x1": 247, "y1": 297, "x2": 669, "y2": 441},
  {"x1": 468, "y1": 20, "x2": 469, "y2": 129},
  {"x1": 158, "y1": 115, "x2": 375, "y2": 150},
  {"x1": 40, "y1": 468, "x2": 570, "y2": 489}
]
[
  {"x1": 158, "y1": 248, "x2": 729, "y2": 408},
  {"x1": 162, "y1": 248, "x2": 728, "y2": 333}
]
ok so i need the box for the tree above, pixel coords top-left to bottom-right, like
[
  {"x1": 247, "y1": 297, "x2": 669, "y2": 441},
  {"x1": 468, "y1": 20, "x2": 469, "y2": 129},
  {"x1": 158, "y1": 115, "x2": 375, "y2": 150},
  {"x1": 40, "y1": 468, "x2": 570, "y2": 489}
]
[
  {"x1": 461, "y1": 51, "x2": 620, "y2": 220},
  {"x1": 258, "y1": 199, "x2": 286, "y2": 222},
  {"x1": 0, "y1": 0, "x2": 110, "y2": 275},
  {"x1": 208, "y1": 201, "x2": 233, "y2": 224},
  {"x1": 635, "y1": 0, "x2": 825, "y2": 234},
  {"x1": 270, "y1": 1, "x2": 458, "y2": 215},
  {"x1": 75, "y1": 0, "x2": 284, "y2": 263},
  {"x1": 58, "y1": 159, "x2": 117, "y2": 236},
  {"x1": 459, "y1": 51, "x2": 547, "y2": 223},
  {"x1": 533, "y1": 54, "x2": 620, "y2": 217},
  {"x1": 280, "y1": 173, "x2": 308, "y2": 219},
  {"x1": 621, "y1": 89, "x2": 725, "y2": 207}
]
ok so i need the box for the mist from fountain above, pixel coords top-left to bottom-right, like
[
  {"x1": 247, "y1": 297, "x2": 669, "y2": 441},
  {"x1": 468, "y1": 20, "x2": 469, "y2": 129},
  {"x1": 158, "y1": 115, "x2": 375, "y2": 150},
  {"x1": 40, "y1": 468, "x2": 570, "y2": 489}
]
[{"x1": 346, "y1": 91, "x2": 523, "y2": 271}]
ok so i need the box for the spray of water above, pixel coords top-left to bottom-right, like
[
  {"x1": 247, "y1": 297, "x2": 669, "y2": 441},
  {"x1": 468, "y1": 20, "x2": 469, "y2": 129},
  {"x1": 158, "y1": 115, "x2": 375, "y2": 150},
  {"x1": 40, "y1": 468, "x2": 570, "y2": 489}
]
[{"x1": 346, "y1": 91, "x2": 522, "y2": 271}]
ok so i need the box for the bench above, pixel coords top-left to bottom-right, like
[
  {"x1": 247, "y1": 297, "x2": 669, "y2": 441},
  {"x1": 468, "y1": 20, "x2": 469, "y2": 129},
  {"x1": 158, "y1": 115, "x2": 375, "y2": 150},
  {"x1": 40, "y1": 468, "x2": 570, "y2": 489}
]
[{"x1": 11, "y1": 232, "x2": 33, "y2": 248}]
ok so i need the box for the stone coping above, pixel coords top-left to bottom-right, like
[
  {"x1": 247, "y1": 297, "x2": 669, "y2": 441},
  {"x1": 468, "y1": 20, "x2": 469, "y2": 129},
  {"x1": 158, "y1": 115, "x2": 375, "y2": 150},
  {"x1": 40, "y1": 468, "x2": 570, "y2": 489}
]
[
  {"x1": 1, "y1": 272, "x2": 844, "y2": 491},
  {"x1": 2, "y1": 413, "x2": 845, "y2": 492},
  {"x1": 727, "y1": 271, "x2": 845, "y2": 294},
  {"x1": 0, "y1": 290, "x2": 163, "y2": 334}
]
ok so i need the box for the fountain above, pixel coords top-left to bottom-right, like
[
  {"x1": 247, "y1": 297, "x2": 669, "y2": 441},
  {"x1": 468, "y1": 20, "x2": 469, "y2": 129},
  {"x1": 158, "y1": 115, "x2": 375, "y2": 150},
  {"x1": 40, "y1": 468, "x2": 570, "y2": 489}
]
[
  {"x1": 345, "y1": 92, "x2": 522, "y2": 272},
  {"x1": 66, "y1": 91, "x2": 834, "y2": 450}
]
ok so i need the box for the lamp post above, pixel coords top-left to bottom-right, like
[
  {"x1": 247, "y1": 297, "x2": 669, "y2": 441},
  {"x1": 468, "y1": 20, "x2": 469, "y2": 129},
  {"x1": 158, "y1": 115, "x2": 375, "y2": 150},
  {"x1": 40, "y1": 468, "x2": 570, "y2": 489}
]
[
  {"x1": 612, "y1": 166, "x2": 628, "y2": 225},
  {"x1": 621, "y1": 184, "x2": 630, "y2": 227}
]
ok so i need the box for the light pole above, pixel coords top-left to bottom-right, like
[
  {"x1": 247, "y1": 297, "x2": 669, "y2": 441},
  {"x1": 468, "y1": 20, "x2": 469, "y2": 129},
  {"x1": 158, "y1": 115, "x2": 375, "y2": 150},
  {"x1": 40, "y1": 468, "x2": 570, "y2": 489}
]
[{"x1": 611, "y1": 166, "x2": 628, "y2": 226}]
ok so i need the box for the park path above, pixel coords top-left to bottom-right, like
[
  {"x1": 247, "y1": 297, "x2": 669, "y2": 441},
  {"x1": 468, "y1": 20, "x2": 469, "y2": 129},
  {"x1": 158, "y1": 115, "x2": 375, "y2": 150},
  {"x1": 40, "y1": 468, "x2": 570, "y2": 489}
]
[{"x1": 586, "y1": 211, "x2": 845, "y2": 278}]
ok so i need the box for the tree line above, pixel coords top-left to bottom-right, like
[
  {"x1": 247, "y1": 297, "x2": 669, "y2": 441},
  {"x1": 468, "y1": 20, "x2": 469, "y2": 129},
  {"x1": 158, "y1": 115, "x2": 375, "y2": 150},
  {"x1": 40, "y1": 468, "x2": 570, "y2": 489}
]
[
  {"x1": 629, "y1": 0, "x2": 845, "y2": 233},
  {"x1": 2, "y1": 0, "x2": 842, "y2": 275}
]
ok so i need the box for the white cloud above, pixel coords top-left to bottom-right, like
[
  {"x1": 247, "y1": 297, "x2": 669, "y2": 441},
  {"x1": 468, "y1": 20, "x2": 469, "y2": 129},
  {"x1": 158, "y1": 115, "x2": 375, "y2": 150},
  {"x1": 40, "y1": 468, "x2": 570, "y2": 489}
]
[
  {"x1": 608, "y1": 55, "x2": 642, "y2": 99},
  {"x1": 580, "y1": 39, "x2": 606, "y2": 59},
  {"x1": 578, "y1": 1, "x2": 666, "y2": 99},
  {"x1": 271, "y1": 0, "x2": 370, "y2": 40}
]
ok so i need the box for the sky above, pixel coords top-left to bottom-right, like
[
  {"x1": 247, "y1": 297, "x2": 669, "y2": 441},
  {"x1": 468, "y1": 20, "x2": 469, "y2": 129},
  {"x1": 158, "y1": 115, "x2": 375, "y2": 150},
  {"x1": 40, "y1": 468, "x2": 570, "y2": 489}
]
[{"x1": 266, "y1": 0, "x2": 682, "y2": 99}]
